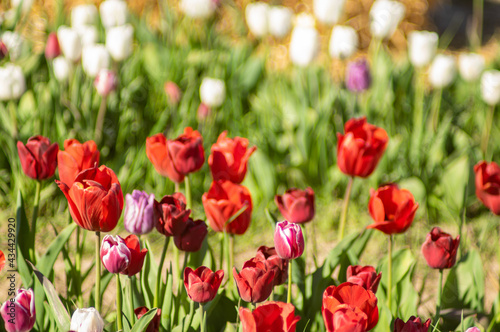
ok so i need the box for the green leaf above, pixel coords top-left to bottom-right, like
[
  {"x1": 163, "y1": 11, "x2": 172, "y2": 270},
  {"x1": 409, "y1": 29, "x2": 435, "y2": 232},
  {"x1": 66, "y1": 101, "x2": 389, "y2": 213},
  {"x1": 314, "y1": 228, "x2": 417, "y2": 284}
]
[
  {"x1": 16, "y1": 190, "x2": 33, "y2": 277},
  {"x1": 130, "y1": 308, "x2": 158, "y2": 332},
  {"x1": 442, "y1": 156, "x2": 469, "y2": 215},
  {"x1": 36, "y1": 223, "x2": 77, "y2": 276},
  {"x1": 141, "y1": 240, "x2": 158, "y2": 308},
  {"x1": 161, "y1": 263, "x2": 174, "y2": 331}
]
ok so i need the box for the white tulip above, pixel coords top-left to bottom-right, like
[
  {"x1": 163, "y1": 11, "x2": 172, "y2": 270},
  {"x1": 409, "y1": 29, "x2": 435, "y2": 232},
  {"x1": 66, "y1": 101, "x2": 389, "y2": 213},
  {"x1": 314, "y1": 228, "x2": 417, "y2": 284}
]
[
  {"x1": 82, "y1": 44, "x2": 110, "y2": 78},
  {"x1": 268, "y1": 6, "x2": 293, "y2": 38},
  {"x1": 100, "y1": 0, "x2": 128, "y2": 29},
  {"x1": 289, "y1": 14, "x2": 320, "y2": 67},
  {"x1": 11, "y1": 0, "x2": 34, "y2": 14},
  {"x1": 53, "y1": 56, "x2": 72, "y2": 82},
  {"x1": 70, "y1": 308, "x2": 104, "y2": 332},
  {"x1": 458, "y1": 53, "x2": 485, "y2": 82},
  {"x1": 71, "y1": 4, "x2": 98, "y2": 29},
  {"x1": 245, "y1": 3, "x2": 269, "y2": 38},
  {"x1": 0, "y1": 63, "x2": 25, "y2": 101},
  {"x1": 329, "y1": 25, "x2": 358, "y2": 59},
  {"x1": 313, "y1": 0, "x2": 346, "y2": 25},
  {"x1": 481, "y1": 70, "x2": 500, "y2": 106},
  {"x1": 428, "y1": 54, "x2": 456, "y2": 89},
  {"x1": 105, "y1": 24, "x2": 133, "y2": 62},
  {"x1": 370, "y1": 0, "x2": 405, "y2": 40},
  {"x1": 200, "y1": 77, "x2": 225, "y2": 108},
  {"x1": 57, "y1": 26, "x2": 82, "y2": 62},
  {"x1": 76, "y1": 25, "x2": 98, "y2": 47},
  {"x1": 1, "y1": 31, "x2": 23, "y2": 60},
  {"x1": 408, "y1": 30, "x2": 438, "y2": 68},
  {"x1": 180, "y1": 0, "x2": 217, "y2": 19}
]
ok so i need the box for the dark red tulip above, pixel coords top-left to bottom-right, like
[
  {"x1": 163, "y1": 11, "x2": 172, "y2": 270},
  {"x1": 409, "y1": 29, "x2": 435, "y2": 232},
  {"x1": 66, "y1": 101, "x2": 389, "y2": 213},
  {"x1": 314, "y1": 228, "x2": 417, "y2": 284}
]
[
  {"x1": 183, "y1": 266, "x2": 224, "y2": 303},
  {"x1": 146, "y1": 133, "x2": 184, "y2": 183},
  {"x1": 239, "y1": 301, "x2": 301, "y2": 332},
  {"x1": 17, "y1": 135, "x2": 59, "y2": 180},
  {"x1": 45, "y1": 32, "x2": 61, "y2": 60},
  {"x1": 167, "y1": 127, "x2": 205, "y2": 175},
  {"x1": 121, "y1": 235, "x2": 148, "y2": 277},
  {"x1": 173, "y1": 219, "x2": 208, "y2": 252},
  {"x1": 474, "y1": 161, "x2": 500, "y2": 215},
  {"x1": 255, "y1": 246, "x2": 288, "y2": 286},
  {"x1": 393, "y1": 316, "x2": 431, "y2": 332},
  {"x1": 337, "y1": 117, "x2": 388, "y2": 178},
  {"x1": 57, "y1": 139, "x2": 100, "y2": 187},
  {"x1": 275, "y1": 187, "x2": 315, "y2": 224},
  {"x1": 421, "y1": 227, "x2": 460, "y2": 270},
  {"x1": 155, "y1": 193, "x2": 191, "y2": 237},
  {"x1": 134, "y1": 307, "x2": 161, "y2": 332},
  {"x1": 346, "y1": 265, "x2": 382, "y2": 293},
  {"x1": 233, "y1": 259, "x2": 275, "y2": 304}
]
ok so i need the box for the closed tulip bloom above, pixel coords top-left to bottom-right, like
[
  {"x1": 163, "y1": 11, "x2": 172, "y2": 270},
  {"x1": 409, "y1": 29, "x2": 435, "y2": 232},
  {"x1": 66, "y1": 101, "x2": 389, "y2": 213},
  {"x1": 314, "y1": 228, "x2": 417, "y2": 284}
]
[
  {"x1": 168, "y1": 127, "x2": 205, "y2": 175},
  {"x1": 94, "y1": 69, "x2": 117, "y2": 97},
  {"x1": 421, "y1": 227, "x2": 460, "y2": 270},
  {"x1": 57, "y1": 26, "x2": 82, "y2": 62},
  {"x1": 146, "y1": 133, "x2": 185, "y2": 183},
  {"x1": 82, "y1": 44, "x2": 110, "y2": 78},
  {"x1": 76, "y1": 25, "x2": 99, "y2": 47},
  {"x1": 124, "y1": 190, "x2": 156, "y2": 235},
  {"x1": 322, "y1": 283, "x2": 379, "y2": 332},
  {"x1": 394, "y1": 316, "x2": 431, "y2": 332},
  {"x1": 275, "y1": 188, "x2": 315, "y2": 224},
  {"x1": 57, "y1": 139, "x2": 100, "y2": 187},
  {"x1": 255, "y1": 246, "x2": 288, "y2": 286},
  {"x1": 474, "y1": 161, "x2": 500, "y2": 215},
  {"x1": 329, "y1": 25, "x2": 358, "y2": 60},
  {"x1": 481, "y1": 70, "x2": 500, "y2": 106},
  {"x1": 70, "y1": 307, "x2": 104, "y2": 332},
  {"x1": 202, "y1": 180, "x2": 253, "y2": 235},
  {"x1": 428, "y1": 54, "x2": 456, "y2": 89},
  {"x1": 56, "y1": 165, "x2": 124, "y2": 232},
  {"x1": 100, "y1": 0, "x2": 128, "y2": 29},
  {"x1": 45, "y1": 32, "x2": 61, "y2": 60},
  {"x1": 0, "y1": 288, "x2": 35, "y2": 332},
  {"x1": 121, "y1": 234, "x2": 148, "y2": 277},
  {"x1": 200, "y1": 77, "x2": 226, "y2": 108},
  {"x1": 173, "y1": 218, "x2": 208, "y2": 252},
  {"x1": 106, "y1": 24, "x2": 133, "y2": 62},
  {"x1": 100, "y1": 235, "x2": 131, "y2": 274},
  {"x1": 367, "y1": 184, "x2": 419, "y2": 235},
  {"x1": 274, "y1": 220, "x2": 304, "y2": 260},
  {"x1": 180, "y1": 0, "x2": 217, "y2": 19},
  {"x1": 184, "y1": 266, "x2": 224, "y2": 303},
  {"x1": 53, "y1": 56, "x2": 72, "y2": 82},
  {"x1": 71, "y1": 4, "x2": 98, "y2": 29},
  {"x1": 408, "y1": 31, "x2": 438, "y2": 68},
  {"x1": 164, "y1": 81, "x2": 182, "y2": 105},
  {"x1": 0, "y1": 63, "x2": 26, "y2": 101},
  {"x1": 346, "y1": 265, "x2": 382, "y2": 293},
  {"x1": 337, "y1": 117, "x2": 389, "y2": 178},
  {"x1": 1, "y1": 31, "x2": 23, "y2": 61},
  {"x1": 289, "y1": 14, "x2": 320, "y2": 67},
  {"x1": 0, "y1": 42, "x2": 7, "y2": 60},
  {"x1": 0, "y1": 250, "x2": 4, "y2": 273},
  {"x1": 313, "y1": 0, "x2": 345, "y2": 25},
  {"x1": 370, "y1": 0, "x2": 405, "y2": 40},
  {"x1": 346, "y1": 59, "x2": 371, "y2": 92},
  {"x1": 268, "y1": 6, "x2": 293, "y2": 38},
  {"x1": 233, "y1": 260, "x2": 275, "y2": 303},
  {"x1": 197, "y1": 103, "x2": 211, "y2": 121},
  {"x1": 134, "y1": 307, "x2": 161, "y2": 332},
  {"x1": 17, "y1": 136, "x2": 59, "y2": 180},
  {"x1": 458, "y1": 53, "x2": 485, "y2": 82},
  {"x1": 155, "y1": 193, "x2": 191, "y2": 237},
  {"x1": 239, "y1": 301, "x2": 301, "y2": 332},
  {"x1": 465, "y1": 328, "x2": 481, "y2": 332},
  {"x1": 245, "y1": 3, "x2": 269, "y2": 38}
]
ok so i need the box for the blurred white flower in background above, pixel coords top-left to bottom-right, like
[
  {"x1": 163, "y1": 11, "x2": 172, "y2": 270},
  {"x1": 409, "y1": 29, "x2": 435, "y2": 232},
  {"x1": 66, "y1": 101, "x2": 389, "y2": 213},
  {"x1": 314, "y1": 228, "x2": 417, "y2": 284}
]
[
  {"x1": 0, "y1": 63, "x2": 26, "y2": 101},
  {"x1": 313, "y1": 0, "x2": 345, "y2": 25},
  {"x1": 268, "y1": 6, "x2": 293, "y2": 39},
  {"x1": 94, "y1": 69, "x2": 118, "y2": 97},
  {"x1": 71, "y1": 4, "x2": 98, "y2": 29},
  {"x1": 408, "y1": 30, "x2": 438, "y2": 68},
  {"x1": 82, "y1": 44, "x2": 110, "y2": 78},
  {"x1": 11, "y1": 0, "x2": 34, "y2": 14},
  {"x1": 200, "y1": 77, "x2": 226, "y2": 108},
  {"x1": 458, "y1": 53, "x2": 485, "y2": 82},
  {"x1": 428, "y1": 54, "x2": 456, "y2": 89},
  {"x1": 289, "y1": 14, "x2": 320, "y2": 67},
  {"x1": 481, "y1": 70, "x2": 500, "y2": 106},
  {"x1": 53, "y1": 56, "x2": 72, "y2": 82},
  {"x1": 70, "y1": 308, "x2": 104, "y2": 332},
  {"x1": 106, "y1": 24, "x2": 134, "y2": 62},
  {"x1": 180, "y1": 0, "x2": 217, "y2": 19},
  {"x1": 1, "y1": 31, "x2": 23, "y2": 60},
  {"x1": 370, "y1": 0, "x2": 405, "y2": 40},
  {"x1": 329, "y1": 25, "x2": 358, "y2": 60},
  {"x1": 100, "y1": 0, "x2": 128, "y2": 29},
  {"x1": 76, "y1": 25, "x2": 99, "y2": 47},
  {"x1": 57, "y1": 26, "x2": 82, "y2": 62},
  {"x1": 245, "y1": 3, "x2": 269, "y2": 38}
]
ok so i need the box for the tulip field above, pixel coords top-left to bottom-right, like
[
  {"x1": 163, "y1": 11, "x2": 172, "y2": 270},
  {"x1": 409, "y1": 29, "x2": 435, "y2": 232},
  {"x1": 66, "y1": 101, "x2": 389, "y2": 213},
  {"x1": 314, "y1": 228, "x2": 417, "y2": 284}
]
[{"x1": 2, "y1": 0, "x2": 500, "y2": 331}]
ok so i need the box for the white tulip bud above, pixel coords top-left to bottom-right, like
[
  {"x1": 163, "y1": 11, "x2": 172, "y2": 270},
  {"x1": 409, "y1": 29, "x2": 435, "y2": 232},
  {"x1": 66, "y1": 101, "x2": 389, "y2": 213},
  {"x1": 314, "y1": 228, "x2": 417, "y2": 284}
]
[
  {"x1": 200, "y1": 77, "x2": 225, "y2": 108},
  {"x1": 289, "y1": 14, "x2": 320, "y2": 67},
  {"x1": 0, "y1": 63, "x2": 25, "y2": 101},
  {"x1": 458, "y1": 53, "x2": 485, "y2": 82},
  {"x1": 481, "y1": 70, "x2": 500, "y2": 106},
  {"x1": 428, "y1": 54, "x2": 456, "y2": 89},
  {"x1": 105, "y1": 24, "x2": 134, "y2": 62},
  {"x1": 268, "y1": 6, "x2": 293, "y2": 39},
  {"x1": 53, "y1": 56, "x2": 72, "y2": 82},
  {"x1": 57, "y1": 26, "x2": 82, "y2": 62},
  {"x1": 76, "y1": 25, "x2": 98, "y2": 47},
  {"x1": 71, "y1": 5, "x2": 98, "y2": 29},
  {"x1": 408, "y1": 30, "x2": 438, "y2": 68},
  {"x1": 370, "y1": 0, "x2": 405, "y2": 40},
  {"x1": 1, "y1": 31, "x2": 23, "y2": 60},
  {"x1": 82, "y1": 44, "x2": 110, "y2": 78},
  {"x1": 70, "y1": 308, "x2": 104, "y2": 332},
  {"x1": 11, "y1": 0, "x2": 34, "y2": 14},
  {"x1": 100, "y1": 0, "x2": 128, "y2": 29},
  {"x1": 329, "y1": 25, "x2": 358, "y2": 60},
  {"x1": 245, "y1": 3, "x2": 269, "y2": 38},
  {"x1": 180, "y1": 0, "x2": 217, "y2": 19},
  {"x1": 313, "y1": 0, "x2": 346, "y2": 25}
]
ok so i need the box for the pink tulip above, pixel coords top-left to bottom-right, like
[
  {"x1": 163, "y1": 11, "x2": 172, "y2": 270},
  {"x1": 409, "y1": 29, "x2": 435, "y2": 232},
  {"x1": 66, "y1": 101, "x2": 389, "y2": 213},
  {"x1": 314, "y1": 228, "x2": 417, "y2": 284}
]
[
  {"x1": 100, "y1": 235, "x2": 131, "y2": 274},
  {"x1": 94, "y1": 69, "x2": 117, "y2": 97},
  {"x1": 0, "y1": 288, "x2": 36, "y2": 332},
  {"x1": 274, "y1": 220, "x2": 304, "y2": 260}
]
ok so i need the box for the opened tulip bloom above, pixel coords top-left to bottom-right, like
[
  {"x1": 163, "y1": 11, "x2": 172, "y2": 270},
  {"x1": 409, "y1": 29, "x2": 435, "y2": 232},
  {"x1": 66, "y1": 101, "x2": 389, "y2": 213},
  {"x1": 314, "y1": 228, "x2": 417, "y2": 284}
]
[
  {"x1": 17, "y1": 135, "x2": 59, "y2": 180},
  {"x1": 146, "y1": 133, "x2": 184, "y2": 183},
  {"x1": 274, "y1": 220, "x2": 304, "y2": 260},
  {"x1": 474, "y1": 161, "x2": 500, "y2": 215},
  {"x1": 134, "y1": 307, "x2": 161, "y2": 332},
  {"x1": 239, "y1": 301, "x2": 301, "y2": 332},
  {"x1": 57, "y1": 139, "x2": 99, "y2": 187},
  {"x1": 255, "y1": 246, "x2": 288, "y2": 286},
  {"x1": 421, "y1": 227, "x2": 460, "y2": 270},
  {"x1": 275, "y1": 188, "x2": 315, "y2": 224},
  {"x1": 174, "y1": 218, "x2": 208, "y2": 252},
  {"x1": 120, "y1": 235, "x2": 148, "y2": 276},
  {"x1": 184, "y1": 266, "x2": 224, "y2": 303},
  {"x1": 70, "y1": 307, "x2": 104, "y2": 332},
  {"x1": 394, "y1": 316, "x2": 431, "y2": 332},
  {"x1": 100, "y1": 235, "x2": 131, "y2": 274},
  {"x1": 124, "y1": 190, "x2": 156, "y2": 235},
  {"x1": 233, "y1": 259, "x2": 275, "y2": 304},
  {"x1": 155, "y1": 193, "x2": 191, "y2": 237},
  {"x1": 346, "y1": 265, "x2": 382, "y2": 293},
  {"x1": 0, "y1": 288, "x2": 36, "y2": 332}
]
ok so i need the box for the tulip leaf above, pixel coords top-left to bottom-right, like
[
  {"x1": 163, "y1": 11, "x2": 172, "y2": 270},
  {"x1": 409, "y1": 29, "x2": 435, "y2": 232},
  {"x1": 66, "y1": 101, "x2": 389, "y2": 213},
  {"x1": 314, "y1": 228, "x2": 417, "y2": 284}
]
[
  {"x1": 442, "y1": 155, "x2": 470, "y2": 215},
  {"x1": 130, "y1": 308, "x2": 158, "y2": 332},
  {"x1": 36, "y1": 223, "x2": 77, "y2": 276},
  {"x1": 141, "y1": 240, "x2": 158, "y2": 308},
  {"x1": 16, "y1": 190, "x2": 33, "y2": 287},
  {"x1": 161, "y1": 262, "x2": 174, "y2": 330}
]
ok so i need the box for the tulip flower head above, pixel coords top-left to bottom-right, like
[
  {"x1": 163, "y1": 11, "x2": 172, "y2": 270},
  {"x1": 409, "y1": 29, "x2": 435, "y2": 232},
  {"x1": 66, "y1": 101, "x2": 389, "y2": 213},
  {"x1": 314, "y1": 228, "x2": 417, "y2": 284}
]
[
  {"x1": 421, "y1": 227, "x2": 460, "y2": 270},
  {"x1": 200, "y1": 77, "x2": 226, "y2": 108},
  {"x1": 481, "y1": 70, "x2": 500, "y2": 106},
  {"x1": 70, "y1": 307, "x2": 104, "y2": 332},
  {"x1": 164, "y1": 81, "x2": 182, "y2": 105},
  {"x1": 184, "y1": 266, "x2": 224, "y2": 303},
  {"x1": 76, "y1": 25, "x2": 98, "y2": 47},
  {"x1": 105, "y1": 24, "x2": 134, "y2": 62},
  {"x1": 57, "y1": 26, "x2": 82, "y2": 62},
  {"x1": 254, "y1": 246, "x2": 289, "y2": 286},
  {"x1": 167, "y1": 127, "x2": 205, "y2": 175},
  {"x1": 17, "y1": 135, "x2": 59, "y2": 180},
  {"x1": 313, "y1": 0, "x2": 346, "y2": 26},
  {"x1": 233, "y1": 259, "x2": 275, "y2": 304},
  {"x1": 100, "y1": 235, "x2": 131, "y2": 274},
  {"x1": 239, "y1": 301, "x2": 301, "y2": 332},
  {"x1": 275, "y1": 187, "x2": 315, "y2": 224},
  {"x1": 274, "y1": 220, "x2": 305, "y2": 260},
  {"x1": 0, "y1": 288, "x2": 36, "y2": 332},
  {"x1": 100, "y1": 0, "x2": 128, "y2": 29},
  {"x1": 57, "y1": 139, "x2": 100, "y2": 187},
  {"x1": 134, "y1": 307, "x2": 161, "y2": 332},
  {"x1": 0, "y1": 250, "x2": 4, "y2": 273},
  {"x1": 0, "y1": 41, "x2": 7, "y2": 60},
  {"x1": 174, "y1": 218, "x2": 208, "y2": 252},
  {"x1": 146, "y1": 133, "x2": 185, "y2": 183},
  {"x1": 289, "y1": 14, "x2": 320, "y2": 67},
  {"x1": 120, "y1": 235, "x2": 148, "y2": 277},
  {"x1": 458, "y1": 53, "x2": 485, "y2": 82},
  {"x1": 245, "y1": 3, "x2": 269, "y2": 38},
  {"x1": 346, "y1": 265, "x2": 382, "y2": 293},
  {"x1": 124, "y1": 190, "x2": 156, "y2": 234},
  {"x1": 180, "y1": 0, "x2": 218, "y2": 19},
  {"x1": 329, "y1": 25, "x2": 358, "y2": 60},
  {"x1": 197, "y1": 103, "x2": 211, "y2": 121},
  {"x1": 408, "y1": 31, "x2": 438, "y2": 68},
  {"x1": 0, "y1": 63, "x2": 26, "y2": 101},
  {"x1": 82, "y1": 44, "x2": 110, "y2": 78},
  {"x1": 394, "y1": 316, "x2": 431, "y2": 332},
  {"x1": 71, "y1": 4, "x2": 98, "y2": 28},
  {"x1": 369, "y1": 0, "x2": 405, "y2": 40},
  {"x1": 155, "y1": 192, "x2": 191, "y2": 237},
  {"x1": 474, "y1": 161, "x2": 500, "y2": 215},
  {"x1": 465, "y1": 328, "x2": 481, "y2": 332},
  {"x1": 268, "y1": 6, "x2": 293, "y2": 38},
  {"x1": 1, "y1": 31, "x2": 23, "y2": 61},
  {"x1": 45, "y1": 32, "x2": 62, "y2": 60},
  {"x1": 428, "y1": 54, "x2": 457, "y2": 89},
  {"x1": 345, "y1": 59, "x2": 371, "y2": 92},
  {"x1": 53, "y1": 56, "x2": 73, "y2": 82},
  {"x1": 94, "y1": 69, "x2": 117, "y2": 97}
]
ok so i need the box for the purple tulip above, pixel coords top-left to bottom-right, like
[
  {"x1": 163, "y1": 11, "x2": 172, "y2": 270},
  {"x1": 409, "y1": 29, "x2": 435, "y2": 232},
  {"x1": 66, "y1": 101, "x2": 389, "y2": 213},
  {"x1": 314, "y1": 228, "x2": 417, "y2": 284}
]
[
  {"x1": 0, "y1": 288, "x2": 36, "y2": 332},
  {"x1": 345, "y1": 59, "x2": 371, "y2": 93},
  {"x1": 124, "y1": 190, "x2": 156, "y2": 235},
  {"x1": 100, "y1": 235, "x2": 131, "y2": 274},
  {"x1": 273, "y1": 220, "x2": 304, "y2": 260}
]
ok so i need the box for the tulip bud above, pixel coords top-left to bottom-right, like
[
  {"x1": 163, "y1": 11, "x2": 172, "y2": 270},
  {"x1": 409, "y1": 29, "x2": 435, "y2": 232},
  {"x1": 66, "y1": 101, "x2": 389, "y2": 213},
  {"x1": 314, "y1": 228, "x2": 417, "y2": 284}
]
[
  {"x1": 346, "y1": 59, "x2": 371, "y2": 92},
  {"x1": 1, "y1": 31, "x2": 23, "y2": 61},
  {"x1": 268, "y1": 6, "x2": 293, "y2": 39},
  {"x1": 70, "y1": 307, "x2": 104, "y2": 332},
  {"x1": 408, "y1": 30, "x2": 438, "y2": 68},
  {"x1": 239, "y1": 302, "x2": 301, "y2": 331},
  {"x1": 0, "y1": 288, "x2": 36, "y2": 332},
  {"x1": 17, "y1": 136, "x2": 59, "y2": 180},
  {"x1": 76, "y1": 25, "x2": 99, "y2": 47},
  {"x1": 200, "y1": 77, "x2": 226, "y2": 108},
  {"x1": 474, "y1": 161, "x2": 500, "y2": 215},
  {"x1": 124, "y1": 190, "x2": 156, "y2": 235},
  {"x1": 465, "y1": 328, "x2": 481, "y2": 332},
  {"x1": 289, "y1": 14, "x2": 320, "y2": 67},
  {"x1": 245, "y1": 3, "x2": 269, "y2": 38},
  {"x1": 45, "y1": 32, "x2": 61, "y2": 60},
  {"x1": 0, "y1": 250, "x2": 5, "y2": 273},
  {"x1": 346, "y1": 265, "x2": 382, "y2": 293},
  {"x1": 71, "y1": 4, "x2": 98, "y2": 29},
  {"x1": 428, "y1": 54, "x2": 456, "y2": 89},
  {"x1": 0, "y1": 63, "x2": 26, "y2": 101},
  {"x1": 155, "y1": 193, "x2": 191, "y2": 237},
  {"x1": 164, "y1": 81, "x2": 182, "y2": 105},
  {"x1": 458, "y1": 53, "x2": 485, "y2": 82},
  {"x1": 255, "y1": 246, "x2": 288, "y2": 286},
  {"x1": 184, "y1": 266, "x2": 224, "y2": 303},
  {"x1": 57, "y1": 26, "x2": 82, "y2": 62},
  {"x1": 134, "y1": 307, "x2": 161, "y2": 332},
  {"x1": 11, "y1": 0, "x2": 34, "y2": 14},
  {"x1": 82, "y1": 44, "x2": 110, "y2": 78},
  {"x1": 233, "y1": 262, "x2": 275, "y2": 303},
  {"x1": 100, "y1": 235, "x2": 131, "y2": 274},
  {"x1": 369, "y1": 0, "x2": 405, "y2": 40},
  {"x1": 53, "y1": 56, "x2": 72, "y2": 83},
  {"x1": 100, "y1": 0, "x2": 128, "y2": 29},
  {"x1": 421, "y1": 227, "x2": 460, "y2": 270},
  {"x1": 481, "y1": 70, "x2": 500, "y2": 106},
  {"x1": 180, "y1": 0, "x2": 217, "y2": 19},
  {"x1": 0, "y1": 42, "x2": 7, "y2": 60},
  {"x1": 313, "y1": 0, "x2": 345, "y2": 25},
  {"x1": 274, "y1": 220, "x2": 304, "y2": 260},
  {"x1": 121, "y1": 235, "x2": 148, "y2": 277},
  {"x1": 174, "y1": 218, "x2": 208, "y2": 252},
  {"x1": 94, "y1": 69, "x2": 117, "y2": 97},
  {"x1": 329, "y1": 25, "x2": 358, "y2": 60},
  {"x1": 106, "y1": 24, "x2": 134, "y2": 62},
  {"x1": 393, "y1": 316, "x2": 431, "y2": 332},
  {"x1": 275, "y1": 188, "x2": 315, "y2": 224}
]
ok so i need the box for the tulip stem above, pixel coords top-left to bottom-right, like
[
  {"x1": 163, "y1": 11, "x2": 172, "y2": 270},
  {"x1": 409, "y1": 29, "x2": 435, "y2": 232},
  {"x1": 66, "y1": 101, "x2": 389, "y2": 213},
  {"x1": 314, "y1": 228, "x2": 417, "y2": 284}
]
[
  {"x1": 175, "y1": 181, "x2": 180, "y2": 193},
  {"x1": 429, "y1": 88, "x2": 443, "y2": 132},
  {"x1": 387, "y1": 234, "x2": 393, "y2": 314},
  {"x1": 185, "y1": 175, "x2": 192, "y2": 210},
  {"x1": 154, "y1": 236, "x2": 170, "y2": 308},
  {"x1": 129, "y1": 276, "x2": 136, "y2": 325},
  {"x1": 287, "y1": 260, "x2": 292, "y2": 304},
  {"x1": 116, "y1": 274, "x2": 124, "y2": 331},
  {"x1": 30, "y1": 180, "x2": 41, "y2": 263},
  {"x1": 95, "y1": 231, "x2": 101, "y2": 312},
  {"x1": 200, "y1": 303, "x2": 206, "y2": 332},
  {"x1": 235, "y1": 297, "x2": 241, "y2": 330},
  {"x1": 75, "y1": 225, "x2": 83, "y2": 307},
  {"x1": 481, "y1": 104, "x2": 495, "y2": 160},
  {"x1": 339, "y1": 177, "x2": 354, "y2": 241},
  {"x1": 433, "y1": 269, "x2": 444, "y2": 331},
  {"x1": 95, "y1": 96, "x2": 107, "y2": 145}
]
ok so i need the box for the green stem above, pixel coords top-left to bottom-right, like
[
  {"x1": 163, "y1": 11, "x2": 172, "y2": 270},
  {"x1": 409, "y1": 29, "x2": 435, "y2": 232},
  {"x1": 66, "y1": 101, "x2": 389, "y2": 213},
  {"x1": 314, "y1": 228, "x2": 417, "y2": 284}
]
[
  {"x1": 179, "y1": 252, "x2": 189, "y2": 295},
  {"x1": 185, "y1": 175, "x2": 191, "y2": 210},
  {"x1": 472, "y1": 0, "x2": 484, "y2": 50},
  {"x1": 30, "y1": 180, "x2": 41, "y2": 262},
  {"x1": 235, "y1": 297, "x2": 242, "y2": 330},
  {"x1": 75, "y1": 226, "x2": 83, "y2": 307},
  {"x1": 116, "y1": 274, "x2": 123, "y2": 331},
  {"x1": 94, "y1": 96, "x2": 107, "y2": 145},
  {"x1": 200, "y1": 303, "x2": 205, "y2": 332},
  {"x1": 430, "y1": 89, "x2": 443, "y2": 132},
  {"x1": 129, "y1": 277, "x2": 136, "y2": 325},
  {"x1": 309, "y1": 223, "x2": 318, "y2": 269},
  {"x1": 433, "y1": 269, "x2": 444, "y2": 331},
  {"x1": 224, "y1": 231, "x2": 234, "y2": 295},
  {"x1": 95, "y1": 231, "x2": 101, "y2": 312},
  {"x1": 481, "y1": 104, "x2": 495, "y2": 160},
  {"x1": 154, "y1": 236, "x2": 170, "y2": 308},
  {"x1": 339, "y1": 177, "x2": 354, "y2": 241},
  {"x1": 175, "y1": 181, "x2": 180, "y2": 193},
  {"x1": 174, "y1": 245, "x2": 180, "y2": 292},
  {"x1": 287, "y1": 260, "x2": 292, "y2": 304},
  {"x1": 388, "y1": 234, "x2": 393, "y2": 314}
]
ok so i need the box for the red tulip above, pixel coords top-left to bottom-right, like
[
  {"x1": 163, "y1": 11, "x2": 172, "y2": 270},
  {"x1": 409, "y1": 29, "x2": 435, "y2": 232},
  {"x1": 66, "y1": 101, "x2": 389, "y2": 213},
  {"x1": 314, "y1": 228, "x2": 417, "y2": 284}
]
[
  {"x1": 337, "y1": 117, "x2": 388, "y2": 178},
  {"x1": 474, "y1": 161, "x2": 500, "y2": 215},
  {"x1": 146, "y1": 133, "x2": 184, "y2": 183},
  {"x1": 233, "y1": 259, "x2": 275, "y2": 304},
  {"x1": 183, "y1": 266, "x2": 224, "y2": 303},
  {"x1": 134, "y1": 307, "x2": 161, "y2": 332},
  {"x1": 155, "y1": 193, "x2": 191, "y2": 237},
  {"x1": 421, "y1": 227, "x2": 460, "y2": 270},
  {"x1": 275, "y1": 188, "x2": 315, "y2": 224},
  {"x1": 393, "y1": 316, "x2": 431, "y2": 332},
  {"x1": 274, "y1": 220, "x2": 304, "y2": 260},
  {"x1": 0, "y1": 41, "x2": 7, "y2": 60},
  {"x1": 121, "y1": 235, "x2": 148, "y2": 277},
  {"x1": 239, "y1": 301, "x2": 301, "y2": 332},
  {"x1": 322, "y1": 283, "x2": 379, "y2": 332},
  {"x1": 208, "y1": 131, "x2": 256, "y2": 183},
  {"x1": 202, "y1": 180, "x2": 253, "y2": 235},
  {"x1": 17, "y1": 135, "x2": 59, "y2": 180},
  {"x1": 45, "y1": 32, "x2": 61, "y2": 60},
  {"x1": 255, "y1": 246, "x2": 288, "y2": 286},
  {"x1": 56, "y1": 165, "x2": 124, "y2": 232},
  {"x1": 367, "y1": 184, "x2": 419, "y2": 235},
  {"x1": 167, "y1": 127, "x2": 205, "y2": 175},
  {"x1": 0, "y1": 250, "x2": 4, "y2": 273},
  {"x1": 57, "y1": 139, "x2": 100, "y2": 187},
  {"x1": 346, "y1": 265, "x2": 382, "y2": 293},
  {"x1": 173, "y1": 218, "x2": 208, "y2": 252}
]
